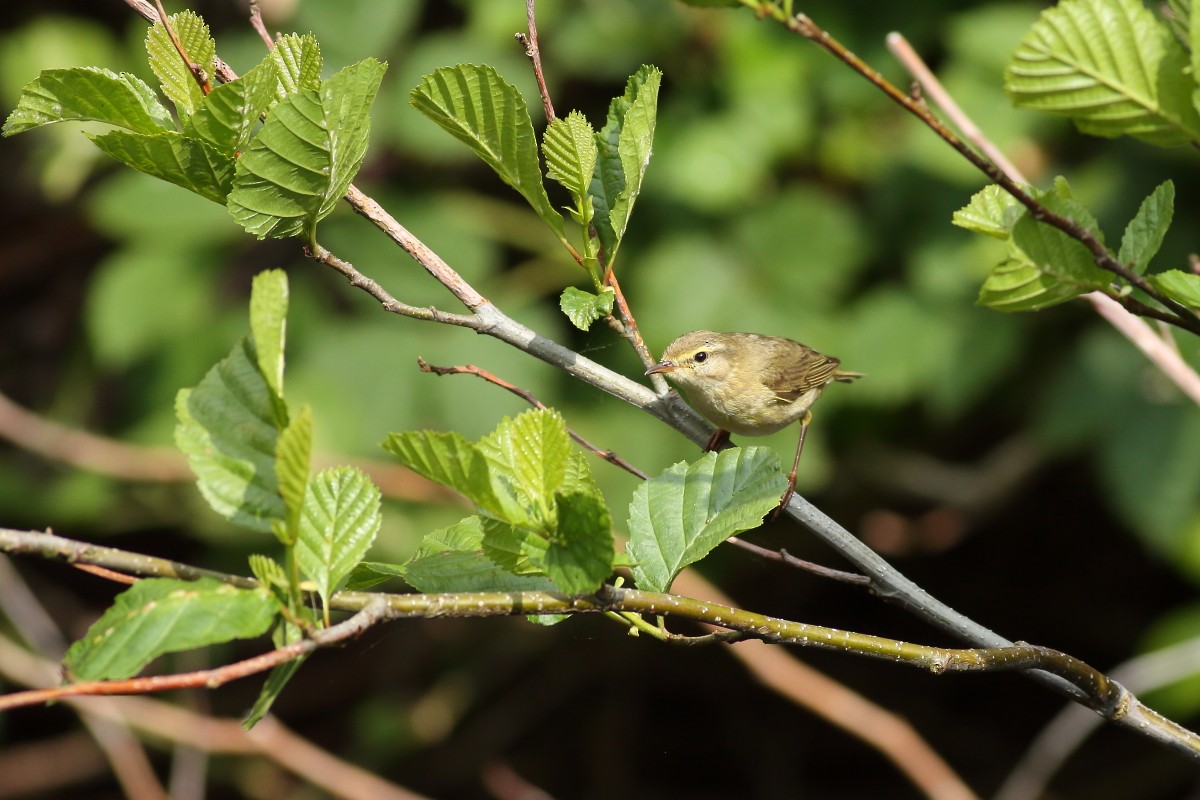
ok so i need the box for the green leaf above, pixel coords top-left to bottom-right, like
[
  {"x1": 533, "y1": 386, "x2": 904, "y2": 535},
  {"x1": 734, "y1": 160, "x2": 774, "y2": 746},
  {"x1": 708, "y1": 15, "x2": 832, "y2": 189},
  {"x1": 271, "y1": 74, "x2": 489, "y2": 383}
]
[
  {"x1": 275, "y1": 405, "x2": 312, "y2": 546},
  {"x1": 380, "y1": 430, "x2": 503, "y2": 516},
  {"x1": 545, "y1": 490, "x2": 613, "y2": 594},
  {"x1": 3, "y1": 67, "x2": 171, "y2": 136},
  {"x1": 243, "y1": 657, "x2": 306, "y2": 729},
  {"x1": 397, "y1": 517, "x2": 558, "y2": 593},
  {"x1": 559, "y1": 286, "x2": 615, "y2": 331},
  {"x1": 1006, "y1": 0, "x2": 1200, "y2": 146},
  {"x1": 249, "y1": 269, "x2": 289, "y2": 400},
  {"x1": 185, "y1": 63, "x2": 277, "y2": 156},
  {"x1": 562, "y1": 449, "x2": 602, "y2": 497},
  {"x1": 952, "y1": 184, "x2": 1026, "y2": 238},
  {"x1": 1118, "y1": 180, "x2": 1175, "y2": 274},
  {"x1": 242, "y1": 611, "x2": 305, "y2": 729},
  {"x1": 543, "y1": 110, "x2": 597, "y2": 197},
  {"x1": 294, "y1": 466, "x2": 382, "y2": 616},
  {"x1": 626, "y1": 448, "x2": 786, "y2": 593},
  {"x1": 590, "y1": 66, "x2": 661, "y2": 259},
  {"x1": 270, "y1": 33, "x2": 323, "y2": 98},
  {"x1": 228, "y1": 58, "x2": 387, "y2": 240},
  {"x1": 410, "y1": 64, "x2": 564, "y2": 239},
  {"x1": 175, "y1": 337, "x2": 285, "y2": 532},
  {"x1": 87, "y1": 129, "x2": 233, "y2": 204},
  {"x1": 977, "y1": 259, "x2": 1086, "y2": 311},
  {"x1": 477, "y1": 409, "x2": 571, "y2": 529},
  {"x1": 248, "y1": 553, "x2": 289, "y2": 596},
  {"x1": 145, "y1": 10, "x2": 216, "y2": 122},
  {"x1": 481, "y1": 517, "x2": 549, "y2": 576},
  {"x1": 1147, "y1": 269, "x2": 1200, "y2": 308},
  {"x1": 64, "y1": 577, "x2": 275, "y2": 681},
  {"x1": 1009, "y1": 194, "x2": 1109, "y2": 288}
]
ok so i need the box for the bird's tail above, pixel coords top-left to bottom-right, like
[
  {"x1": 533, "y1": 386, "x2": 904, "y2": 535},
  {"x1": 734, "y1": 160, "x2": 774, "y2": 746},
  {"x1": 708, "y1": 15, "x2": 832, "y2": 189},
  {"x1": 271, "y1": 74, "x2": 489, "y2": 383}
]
[{"x1": 833, "y1": 370, "x2": 864, "y2": 383}]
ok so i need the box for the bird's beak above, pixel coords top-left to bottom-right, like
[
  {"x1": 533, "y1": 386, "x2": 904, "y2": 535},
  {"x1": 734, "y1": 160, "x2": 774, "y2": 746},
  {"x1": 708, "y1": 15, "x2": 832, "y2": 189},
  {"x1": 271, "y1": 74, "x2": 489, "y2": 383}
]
[{"x1": 645, "y1": 360, "x2": 676, "y2": 376}]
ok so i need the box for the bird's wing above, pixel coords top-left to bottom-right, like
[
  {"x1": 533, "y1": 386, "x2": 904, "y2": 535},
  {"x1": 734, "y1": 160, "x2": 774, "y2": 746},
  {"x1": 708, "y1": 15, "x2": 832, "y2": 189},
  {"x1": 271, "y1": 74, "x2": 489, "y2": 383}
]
[{"x1": 762, "y1": 343, "x2": 842, "y2": 402}]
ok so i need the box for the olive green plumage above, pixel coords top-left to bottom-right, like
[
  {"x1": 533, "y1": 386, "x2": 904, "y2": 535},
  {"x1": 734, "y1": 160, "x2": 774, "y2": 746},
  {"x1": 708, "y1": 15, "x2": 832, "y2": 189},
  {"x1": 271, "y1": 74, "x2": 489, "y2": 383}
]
[{"x1": 645, "y1": 330, "x2": 861, "y2": 437}]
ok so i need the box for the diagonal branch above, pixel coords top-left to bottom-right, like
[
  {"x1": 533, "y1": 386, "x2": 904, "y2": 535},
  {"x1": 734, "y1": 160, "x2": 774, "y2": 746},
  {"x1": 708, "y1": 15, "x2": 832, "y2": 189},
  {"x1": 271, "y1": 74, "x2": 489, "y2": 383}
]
[
  {"x1": 749, "y1": 4, "x2": 1200, "y2": 335},
  {"x1": 886, "y1": 32, "x2": 1200, "y2": 406}
]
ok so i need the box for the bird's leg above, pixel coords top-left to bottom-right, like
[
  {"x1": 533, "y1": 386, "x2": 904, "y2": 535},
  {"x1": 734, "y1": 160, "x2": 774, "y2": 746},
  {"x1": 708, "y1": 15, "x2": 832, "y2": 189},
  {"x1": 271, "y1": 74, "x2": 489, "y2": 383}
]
[
  {"x1": 704, "y1": 428, "x2": 731, "y2": 451},
  {"x1": 774, "y1": 411, "x2": 812, "y2": 517}
]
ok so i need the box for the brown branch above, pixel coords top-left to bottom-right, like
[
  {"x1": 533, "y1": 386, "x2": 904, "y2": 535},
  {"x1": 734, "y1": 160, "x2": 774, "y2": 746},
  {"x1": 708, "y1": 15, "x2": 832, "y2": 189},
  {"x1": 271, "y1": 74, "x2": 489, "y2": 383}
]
[
  {"x1": 0, "y1": 598, "x2": 389, "y2": 713},
  {"x1": 885, "y1": 32, "x2": 1200, "y2": 407},
  {"x1": 305, "y1": 244, "x2": 482, "y2": 326},
  {"x1": 724, "y1": 536, "x2": 871, "y2": 587},
  {"x1": 417, "y1": 358, "x2": 648, "y2": 479},
  {"x1": 247, "y1": 0, "x2": 274, "y2": 49},
  {"x1": 774, "y1": 10, "x2": 1200, "y2": 336},
  {"x1": 152, "y1": 0, "x2": 211, "y2": 94},
  {"x1": 0, "y1": 632, "x2": 427, "y2": 800},
  {"x1": 0, "y1": 389, "x2": 192, "y2": 482},
  {"x1": 515, "y1": 0, "x2": 555, "y2": 122},
  {"x1": 74, "y1": 564, "x2": 141, "y2": 585},
  {"x1": 0, "y1": 389, "x2": 456, "y2": 503}
]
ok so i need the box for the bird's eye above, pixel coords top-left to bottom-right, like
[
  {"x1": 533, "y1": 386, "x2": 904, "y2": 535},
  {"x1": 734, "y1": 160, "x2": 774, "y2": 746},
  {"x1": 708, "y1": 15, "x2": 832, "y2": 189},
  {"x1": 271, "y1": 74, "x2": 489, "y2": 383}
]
[{"x1": 693, "y1": 351, "x2": 708, "y2": 363}]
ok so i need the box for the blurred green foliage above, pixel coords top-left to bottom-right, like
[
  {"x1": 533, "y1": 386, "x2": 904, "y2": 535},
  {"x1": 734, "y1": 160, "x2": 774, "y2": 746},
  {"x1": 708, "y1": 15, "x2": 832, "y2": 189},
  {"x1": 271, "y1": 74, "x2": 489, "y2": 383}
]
[{"x1": 3, "y1": 0, "x2": 1200, "y2": 795}]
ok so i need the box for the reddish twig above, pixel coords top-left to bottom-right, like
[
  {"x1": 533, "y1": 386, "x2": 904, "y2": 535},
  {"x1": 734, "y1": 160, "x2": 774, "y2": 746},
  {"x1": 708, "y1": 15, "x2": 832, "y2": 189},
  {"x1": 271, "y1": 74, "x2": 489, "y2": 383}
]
[
  {"x1": 247, "y1": 0, "x2": 274, "y2": 49},
  {"x1": 606, "y1": 271, "x2": 657, "y2": 368},
  {"x1": 417, "y1": 358, "x2": 647, "y2": 479},
  {"x1": 886, "y1": 32, "x2": 1200, "y2": 406},
  {"x1": 74, "y1": 564, "x2": 141, "y2": 585},
  {"x1": 724, "y1": 537, "x2": 870, "y2": 586},
  {"x1": 0, "y1": 598, "x2": 389, "y2": 713},
  {"x1": 152, "y1": 0, "x2": 211, "y2": 94},
  {"x1": 515, "y1": 0, "x2": 555, "y2": 122}
]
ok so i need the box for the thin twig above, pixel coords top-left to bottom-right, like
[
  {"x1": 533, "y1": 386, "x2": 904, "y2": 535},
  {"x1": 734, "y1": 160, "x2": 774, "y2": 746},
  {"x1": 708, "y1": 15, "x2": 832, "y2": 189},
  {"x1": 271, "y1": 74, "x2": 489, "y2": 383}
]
[
  {"x1": 0, "y1": 598, "x2": 389, "y2": 713},
  {"x1": 74, "y1": 564, "x2": 141, "y2": 585},
  {"x1": 417, "y1": 358, "x2": 648, "y2": 479},
  {"x1": 247, "y1": 0, "x2": 274, "y2": 49},
  {"x1": 775, "y1": 10, "x2": 1200, "y2": 335},
  {"x1": 724, "y1": 537, "x2": 870, "y2": 586},
  {"x1": 886, "y1": 33, "x2": 1026, "y2": 183},
  {"x1": 152, "y1": 0, "x2": 211, "y2": 94},
  {"x1": 606, "y1": 271, "x2": 657, "y2": 368},
  {"x1": 0, "y1": 632, "x2": 427, "y2": 800},
  {"x1": 516, "y1": 0, "x2": 555, "y2": 122},
  {"x1": 306, "y1": 244, "x2": 481, "y2": 326},
  {"x1": 886, "y1": 32, "x2": 1200, "y2": 406}
]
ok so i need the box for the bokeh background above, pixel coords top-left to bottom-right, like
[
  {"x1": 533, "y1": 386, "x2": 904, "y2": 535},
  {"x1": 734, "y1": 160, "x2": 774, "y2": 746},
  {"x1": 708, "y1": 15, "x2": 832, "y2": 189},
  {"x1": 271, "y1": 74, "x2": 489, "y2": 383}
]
[{"x1": 3, "y1": 0, "x2": 1200, "y2": 797}]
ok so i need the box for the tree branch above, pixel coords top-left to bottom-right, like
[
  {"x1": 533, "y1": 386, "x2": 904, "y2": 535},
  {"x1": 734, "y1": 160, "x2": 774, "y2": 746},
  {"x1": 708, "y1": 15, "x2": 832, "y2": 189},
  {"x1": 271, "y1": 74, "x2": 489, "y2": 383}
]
[
  {"x1": 747, "y1": 4, "x2": 1200, "y2": 336},
  {"x1": 3, "y1": 528, "x2": 1197, "y2": 759},
  {"x1": 885, "y1": 32, "x2": 1200, "y2": 406}
]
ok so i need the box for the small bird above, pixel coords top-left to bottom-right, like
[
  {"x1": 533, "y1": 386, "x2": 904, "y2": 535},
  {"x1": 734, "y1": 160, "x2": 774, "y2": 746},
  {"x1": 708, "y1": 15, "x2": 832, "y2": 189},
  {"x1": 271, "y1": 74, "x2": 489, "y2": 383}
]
[{"x1": 645, "y1": 330, "x2": 862, "y2": 509}]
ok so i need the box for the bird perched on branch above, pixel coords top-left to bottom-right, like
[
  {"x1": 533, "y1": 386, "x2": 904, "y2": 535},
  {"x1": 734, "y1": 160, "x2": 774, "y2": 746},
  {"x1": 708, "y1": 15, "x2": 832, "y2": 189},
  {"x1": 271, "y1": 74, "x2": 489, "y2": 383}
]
[{"x1": 646, "y1": 330, "x2": 862, "y2": 509}]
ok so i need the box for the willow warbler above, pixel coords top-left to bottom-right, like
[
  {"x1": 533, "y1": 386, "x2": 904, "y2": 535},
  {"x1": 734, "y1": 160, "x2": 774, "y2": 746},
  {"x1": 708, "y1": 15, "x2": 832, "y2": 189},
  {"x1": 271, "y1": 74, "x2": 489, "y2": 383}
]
[{"x1": 646, "y1": 330, "x2": 862, "y2": 507}]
